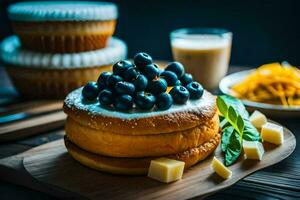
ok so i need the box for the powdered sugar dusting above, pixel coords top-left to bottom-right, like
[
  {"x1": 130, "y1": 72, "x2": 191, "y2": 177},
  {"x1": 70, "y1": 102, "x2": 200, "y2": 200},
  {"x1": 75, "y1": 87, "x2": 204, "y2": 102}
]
[{"x1": 64, "y1": 87, "x2": 215, "y2": 120}]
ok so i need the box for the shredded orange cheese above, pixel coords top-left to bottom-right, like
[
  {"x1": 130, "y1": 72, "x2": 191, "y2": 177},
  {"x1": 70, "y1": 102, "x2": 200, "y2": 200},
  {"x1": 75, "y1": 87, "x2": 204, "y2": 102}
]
[{"x1": 231, "y1": 63, "x2": 300, "y2": 106}]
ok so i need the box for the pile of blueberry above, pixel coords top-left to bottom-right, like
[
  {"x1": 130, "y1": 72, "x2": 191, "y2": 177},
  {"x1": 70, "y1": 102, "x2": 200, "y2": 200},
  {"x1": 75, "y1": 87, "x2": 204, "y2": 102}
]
[{"x1": 82, "y1": 52, "x2": 204, "y2": 111}]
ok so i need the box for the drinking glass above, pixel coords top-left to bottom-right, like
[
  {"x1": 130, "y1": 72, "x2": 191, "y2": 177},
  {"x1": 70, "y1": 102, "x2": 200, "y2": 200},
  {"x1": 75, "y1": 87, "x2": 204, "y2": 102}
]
[{"x1": 170, "y1": 28, "x2": 232, "y2": 90}]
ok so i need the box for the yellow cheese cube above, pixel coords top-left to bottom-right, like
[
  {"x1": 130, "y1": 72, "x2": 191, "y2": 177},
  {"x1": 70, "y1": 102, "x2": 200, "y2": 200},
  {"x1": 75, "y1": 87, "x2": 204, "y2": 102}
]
[
  {"x1": 148, "y1": 158, "x2": 185, "y2": 183},
  {"x1": 243, "y1": 140, "x2": 264, "y2": 160},
  {"x1": 261, "y1": 122, "x2": 284, "y2": 145},
  {"x1": 250, "y1": 110, "x2": 267, "y2": 128},
  {"x1": 211, "y1": 157, "x2": 232, "y2": 179}
]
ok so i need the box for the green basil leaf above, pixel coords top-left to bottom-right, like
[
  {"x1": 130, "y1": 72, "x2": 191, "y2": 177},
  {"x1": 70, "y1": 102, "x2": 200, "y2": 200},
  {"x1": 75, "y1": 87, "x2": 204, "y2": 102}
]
[
  {"x1": 217, "y1": 95, "x2": 261, "y2": 166},
  {"x1": 221, "y1": 126, "x2": 234, "y2": 152},
  {"x1": 219, "y1": 115, "x2": 225, "y2": 122},
  {"x1": 236, "y1": 115, "x2": 245, "y2": 133},
  {"x1": 225, "y1": 130, "x2": 242, "y2": 166},
  {"x1": 217, "y1": 96, "x2": 228, "y2": 116},
  {"x1": 219, "y1": 95, "x2": 249, "y2": 119},
  {"x1": 243, "y1": 120, "x2": 261, "y2": 141},
  {"x1": 220, "y1": 119, "x2": 231, "y2": 129},
  {"x1": 228, "y1": 106, "x2": 238, "y2": 124}
]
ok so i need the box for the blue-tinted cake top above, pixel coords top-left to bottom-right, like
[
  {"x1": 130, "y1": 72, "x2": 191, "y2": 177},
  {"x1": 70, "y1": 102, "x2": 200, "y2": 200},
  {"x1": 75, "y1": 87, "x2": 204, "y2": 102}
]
[{"x1": 8, "y1": 1, "x2": 118, "y2": 22}]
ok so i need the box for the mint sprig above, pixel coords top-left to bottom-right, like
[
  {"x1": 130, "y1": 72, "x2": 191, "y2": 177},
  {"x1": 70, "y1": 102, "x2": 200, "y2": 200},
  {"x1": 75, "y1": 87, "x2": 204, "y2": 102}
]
[{"x1": 217, "y1": 95, "x2": 260, "y2": 166}]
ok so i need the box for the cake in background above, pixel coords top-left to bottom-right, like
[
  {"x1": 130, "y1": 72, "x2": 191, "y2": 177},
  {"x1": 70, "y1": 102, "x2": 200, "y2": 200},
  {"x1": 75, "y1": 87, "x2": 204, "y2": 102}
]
[
  {"x1": 0, "y1": 36, "x2": 126, "y2": 99},
  {"x1": 0, "y1": 1, "x2": 127, "y2": 99},
  {"x1": 8, "y1": 1, "x2": 118, "y2": 53}
]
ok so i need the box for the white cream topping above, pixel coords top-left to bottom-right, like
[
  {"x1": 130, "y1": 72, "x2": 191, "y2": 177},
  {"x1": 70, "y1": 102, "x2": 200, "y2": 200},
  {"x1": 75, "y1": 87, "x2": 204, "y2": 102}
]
[
  {"x1": 0, "y1": 36, "x2": 127, "y2": 69},
  {"x1": 8, "y1": 1, "x2": 118, "y2": 22},
  {"x1": 64, "y1": 87, "x2": 215, "y2": 120},
  {"x1": 172, "y1": 36, "x2": 231, "y2": 50}
]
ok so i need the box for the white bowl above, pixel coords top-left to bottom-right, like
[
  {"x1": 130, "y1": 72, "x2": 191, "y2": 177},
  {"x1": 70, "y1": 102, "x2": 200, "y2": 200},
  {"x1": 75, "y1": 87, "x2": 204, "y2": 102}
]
[{"x1": 219, "y1": 69, "x2": 300, "y2": 118}]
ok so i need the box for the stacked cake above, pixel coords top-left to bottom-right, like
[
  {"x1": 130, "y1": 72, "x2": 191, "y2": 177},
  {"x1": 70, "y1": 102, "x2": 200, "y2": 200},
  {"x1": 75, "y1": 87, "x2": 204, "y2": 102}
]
[
  {"x1": 0, "y1": 1, "x2": 127, "y2": 98},
  {"x1": 63, "y1": 53, "x2": 220, "y2": 175}
]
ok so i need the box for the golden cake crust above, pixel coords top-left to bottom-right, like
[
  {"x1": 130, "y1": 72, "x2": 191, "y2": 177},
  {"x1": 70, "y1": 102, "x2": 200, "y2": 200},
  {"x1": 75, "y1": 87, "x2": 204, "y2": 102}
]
[
  {"x1": 64, "y1": 132, "x2": 221, "y2": 175},
  {"x1": 6, "y1": 65, "x2": 112, "y2": 99},
  {"x1": 12, "y1": 20, "x2": 116, "y2": 53},
  {"x1": 65, "y1": 112, "x2": 219, "y2": 157},
  {"x1": 63, "y1": 88, "x2": 217, "y2": 135}
]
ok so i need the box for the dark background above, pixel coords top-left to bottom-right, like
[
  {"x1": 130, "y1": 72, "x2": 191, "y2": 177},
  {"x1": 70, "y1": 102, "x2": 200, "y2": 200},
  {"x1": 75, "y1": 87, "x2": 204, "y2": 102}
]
[
  {"x1": 0, "y1": 0, "x2": 299, "y2": 66},
  {"x1": 0, "y1": 1, "x2": 299, "y2": 199}
]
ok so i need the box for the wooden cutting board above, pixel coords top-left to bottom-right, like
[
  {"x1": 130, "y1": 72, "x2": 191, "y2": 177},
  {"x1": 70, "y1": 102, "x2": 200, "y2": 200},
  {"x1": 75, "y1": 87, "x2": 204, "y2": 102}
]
[
  {"x1": 0, "y1": 122, "x2": 292, "y2": 200},
  {"x1": 0, "y1": 100, "x2": 65, "y2": 142}
]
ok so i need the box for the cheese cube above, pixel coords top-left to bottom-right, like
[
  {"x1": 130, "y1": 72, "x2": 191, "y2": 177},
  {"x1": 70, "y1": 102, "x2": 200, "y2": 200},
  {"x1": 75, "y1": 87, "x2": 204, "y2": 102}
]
[
  {"x1": 211, "y1": 157, "x2": 232, "y2": 179},
  {"x1": 250, "y1": 110, "x2": 267, "y2": 128},
  {"x1": 243, "y1": 140, "x2": 264, "y2": 160},
  {"x1": 148, "y1": 158, "x2": 185, "y2": 183},
  {"x1": 261, "y1": 122, "x2": 284, "y2": 145}
]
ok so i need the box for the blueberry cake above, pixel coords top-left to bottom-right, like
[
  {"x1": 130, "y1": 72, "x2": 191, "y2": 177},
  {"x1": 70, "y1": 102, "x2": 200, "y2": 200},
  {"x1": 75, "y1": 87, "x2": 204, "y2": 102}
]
[{"x1": 63, "y1": 52, "x2": 220, "y2": 175}]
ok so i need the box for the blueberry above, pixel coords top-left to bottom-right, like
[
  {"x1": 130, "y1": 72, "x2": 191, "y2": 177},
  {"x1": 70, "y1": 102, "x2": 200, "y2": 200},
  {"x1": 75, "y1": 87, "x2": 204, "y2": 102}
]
[
  {"x1": 175, "y1": 80, "x2": 182, "y2": 86},
  {"x1": 153, "y1": 63, "x2": 163, "y2": 76},
  {"x1": 156, "y1": 92, "x2": 173, "y2": 110},
  {"x1": 124, "y1": 67, "x2": 139, "y2": 81},
  {"x1": 165, "y1": 62, "x2": 185, "y2": 78},
  {"x1": 180, "y1": 73, "x2": 193, "y2": 86},
  {"x1": 82, "y1": 82, "x2": 99, "y2": 101},
  {"x1": 153, "y1": 63, "x2": 160, "y2": 69},
  {"x1": 147, "y1": 78, "x2": 168, "y2": 95},
  {"x1": 134, "y1": 52, "x2": 153, "y2": 67},
  {"x1": 99, "y1": 89, "x2": 114, "y2": 106},
  {"x1": 169, "y1": 86, "x2": 190, "y2": 104},
  {"x1": 135, "y1": 91, "x2": 156, "y2": 110},
  {"x1": 151, "y1": 63, "x2": 163, "y2": 75},
  {"x1": 160, "y1": 70, "x2": 178, "y2": 86},
  {"x1": 158, "y1": 68, "x2": 164, "y2": 76},
  {"x1": 133, "y1": 74, "x2": 148, "y2": 91},
  {"x1": 106, "y1": 74, "x2": 123, "y2": 88},
  {"x1": 186, "y1": 82, "x2": 204, "y2": 99},
  {"x1": 97, "y1": 82, "x2": 106, "y2": 91},
  {"x1": 115, "y1": 81, "x2": 135, "y2": 95},
  {"x1": 114, "y1": 94, "x2": 133, "y2": 110},
  {"x1": 113, "y1": 60, "x2": 134, "y2": 76},
  {"x1": 142, "y1": 64, "x2": 160, "y2": 80},
  {"x1": 97, "y1": 71, "x2": 112, "y2": 89}
]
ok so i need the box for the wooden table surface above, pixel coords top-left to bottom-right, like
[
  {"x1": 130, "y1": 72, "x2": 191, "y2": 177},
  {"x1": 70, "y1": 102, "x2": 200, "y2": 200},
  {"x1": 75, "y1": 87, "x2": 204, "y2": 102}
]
[{"x1": 0, "y1": 66, "x2": 299, "y2": 200}]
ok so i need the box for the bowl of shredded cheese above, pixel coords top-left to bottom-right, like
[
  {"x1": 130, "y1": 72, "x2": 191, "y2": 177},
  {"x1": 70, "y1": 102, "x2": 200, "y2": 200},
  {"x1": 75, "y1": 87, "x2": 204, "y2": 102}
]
[{"x1": 219, "y1": 62, "x2": 300, "y2": 117}]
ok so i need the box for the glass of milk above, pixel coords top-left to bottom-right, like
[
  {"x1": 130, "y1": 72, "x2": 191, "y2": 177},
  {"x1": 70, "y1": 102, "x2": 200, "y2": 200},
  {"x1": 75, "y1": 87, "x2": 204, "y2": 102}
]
[{"x1": 170, "y1": 28, "x2": 232, "y2": 90}]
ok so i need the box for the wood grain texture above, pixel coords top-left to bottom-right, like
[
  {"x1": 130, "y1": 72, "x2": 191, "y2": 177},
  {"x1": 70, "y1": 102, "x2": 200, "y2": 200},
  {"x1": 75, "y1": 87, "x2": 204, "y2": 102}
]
[
  {"x1": 0, "y1": 143, "x2": 31, "y2": 159},
  {"x1": 0, "y1": 142, "x2": 76, "y2": 199},
  {"x1": 17, "y1": 123, "x2": 295, "y2": 200},
  {"x1": 0, "y1": 100, "x2": 62, "y2": 116},
  {"x1": 0, "y1": 111, "x2": 65, "y2": 142},
  {"x1": 17, "y1": 129, "x2": 65, "y2": 147}
]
